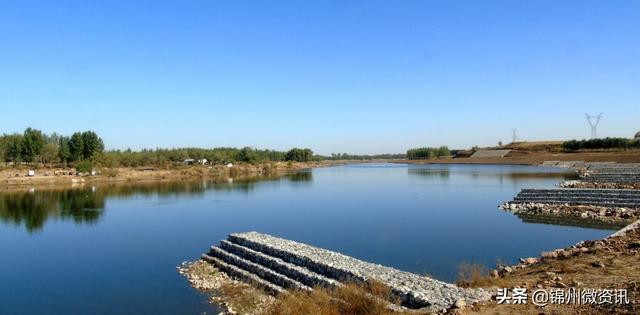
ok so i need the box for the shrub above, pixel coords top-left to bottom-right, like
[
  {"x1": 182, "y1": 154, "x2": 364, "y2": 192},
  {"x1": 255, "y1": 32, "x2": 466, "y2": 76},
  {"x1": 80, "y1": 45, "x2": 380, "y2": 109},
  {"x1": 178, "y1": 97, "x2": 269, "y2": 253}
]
[
  {"x1": 102, "y1": 168, "x2": 119, "y2": 177},
  {"x1": 563, "y1": 138, "x2": 640, "y2": 152},
  {"x1": 406, "y1": 146, "x2": 451, "y2": 160},
  {"x1": 285, "y1": 148, "x2": 314, "y2": 162},
  {"x1": 456, "y1": 262, "x2": 489, "y2": 287},
  {"x1": 75, "y1": 160, "x2": 93, "y2": 173}
]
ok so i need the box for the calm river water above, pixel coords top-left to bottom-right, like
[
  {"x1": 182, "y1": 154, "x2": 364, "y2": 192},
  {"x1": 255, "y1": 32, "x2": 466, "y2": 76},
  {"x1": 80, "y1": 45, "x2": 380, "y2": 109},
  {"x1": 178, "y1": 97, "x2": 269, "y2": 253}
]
[{"x1": 0, "y1": 163, "x2": 614, "y2": 314}]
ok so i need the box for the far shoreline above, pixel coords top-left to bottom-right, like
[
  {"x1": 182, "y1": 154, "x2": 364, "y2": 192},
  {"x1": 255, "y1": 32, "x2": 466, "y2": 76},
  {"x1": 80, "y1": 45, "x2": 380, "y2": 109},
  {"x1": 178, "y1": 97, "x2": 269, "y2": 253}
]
[
  {"x1": 0, "y1": 161, "x2": 344, "y2": 191},
  {"x1": 392, "y1": 150, "x2": 640, "y2": 166}
]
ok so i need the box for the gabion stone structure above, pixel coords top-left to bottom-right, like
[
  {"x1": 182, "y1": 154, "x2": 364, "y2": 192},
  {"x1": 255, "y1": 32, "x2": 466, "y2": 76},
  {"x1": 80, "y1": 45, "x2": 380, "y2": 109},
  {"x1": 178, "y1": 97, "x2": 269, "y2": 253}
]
[{"x1": 202, "y1": 231, "x2": 491, "y2": 312}]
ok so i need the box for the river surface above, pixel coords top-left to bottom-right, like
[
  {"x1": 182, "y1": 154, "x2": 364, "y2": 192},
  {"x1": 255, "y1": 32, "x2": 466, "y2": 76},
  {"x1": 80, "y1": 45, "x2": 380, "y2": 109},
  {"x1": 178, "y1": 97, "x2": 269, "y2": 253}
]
[{"x1": 0, "y1": 163, "x2": 614, "y2": 314}]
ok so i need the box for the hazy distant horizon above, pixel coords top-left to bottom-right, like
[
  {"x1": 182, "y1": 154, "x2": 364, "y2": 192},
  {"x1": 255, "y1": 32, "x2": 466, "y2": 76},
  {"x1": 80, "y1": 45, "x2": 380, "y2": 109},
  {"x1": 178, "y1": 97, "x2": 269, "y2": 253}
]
[{"x1": 1, "y1": 1, "x2": 639, "y2": 155}]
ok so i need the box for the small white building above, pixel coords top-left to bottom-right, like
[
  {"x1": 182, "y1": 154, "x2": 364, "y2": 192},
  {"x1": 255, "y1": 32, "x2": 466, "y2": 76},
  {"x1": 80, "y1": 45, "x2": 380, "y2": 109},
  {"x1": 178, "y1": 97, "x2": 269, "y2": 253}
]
[
  {"x1": 27, "y1": 170, "x2": 35, "y2": 177},
  {"x1": 198, "y1": 159, "x2": 208, "y2": 165}
]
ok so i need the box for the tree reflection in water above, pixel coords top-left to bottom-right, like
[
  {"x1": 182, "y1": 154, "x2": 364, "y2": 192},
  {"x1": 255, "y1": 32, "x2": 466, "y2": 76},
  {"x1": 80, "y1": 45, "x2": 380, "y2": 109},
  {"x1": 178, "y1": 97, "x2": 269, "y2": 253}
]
[
  {"x1": 0, "y1": 172, "x2": 313, "y2": 233},
  {"x1": 0, "y1": 188, "x2": 105, "y2": 233}
]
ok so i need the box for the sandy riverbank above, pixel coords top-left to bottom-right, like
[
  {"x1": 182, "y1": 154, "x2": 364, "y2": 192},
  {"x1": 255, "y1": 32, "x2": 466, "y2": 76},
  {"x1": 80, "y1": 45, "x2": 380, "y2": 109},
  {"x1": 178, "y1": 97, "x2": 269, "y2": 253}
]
[{"x1": 0, "y1": 161, "x2": 341, "y2": 190}]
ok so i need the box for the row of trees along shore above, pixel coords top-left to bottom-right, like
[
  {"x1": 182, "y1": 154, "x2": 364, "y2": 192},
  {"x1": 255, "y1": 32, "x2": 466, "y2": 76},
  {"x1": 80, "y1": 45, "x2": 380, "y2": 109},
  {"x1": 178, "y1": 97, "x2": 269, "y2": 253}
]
[
  {"x1": 0, "y1": 128, "x2": 319, "y2": 168},
  {"x1": 0, "y1": 128, "x2": 104, "y2": 165},
  {"x1": 325, "y1": 153, "x2": 406, "y2": 160},
  {"x1": 406, "y1": 146, "x2": 451, "y2": 160},
  {"x1": 563, "y1": 138, "x2": 640, "y2": 151}
]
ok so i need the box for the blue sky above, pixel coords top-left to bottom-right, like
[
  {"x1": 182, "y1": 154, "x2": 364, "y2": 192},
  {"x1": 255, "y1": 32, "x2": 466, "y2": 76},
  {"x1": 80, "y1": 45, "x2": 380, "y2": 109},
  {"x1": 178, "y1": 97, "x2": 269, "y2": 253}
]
[{"x1": 1, "y1": 1, "x2": 639, "y2": 154}]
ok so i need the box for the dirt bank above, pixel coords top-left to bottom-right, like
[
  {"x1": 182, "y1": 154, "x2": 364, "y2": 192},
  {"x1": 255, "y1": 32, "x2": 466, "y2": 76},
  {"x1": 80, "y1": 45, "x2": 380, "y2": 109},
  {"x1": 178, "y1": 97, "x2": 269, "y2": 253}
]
[
  {"x1": 461, "y1": 220, "x2": 640, "y2": 315},
  {"x1": 0, "y1": 161, "x2": 340, "y2": 190},
  {"x1": 397, "y1": 150, "x2": 640, "y2": 165}
]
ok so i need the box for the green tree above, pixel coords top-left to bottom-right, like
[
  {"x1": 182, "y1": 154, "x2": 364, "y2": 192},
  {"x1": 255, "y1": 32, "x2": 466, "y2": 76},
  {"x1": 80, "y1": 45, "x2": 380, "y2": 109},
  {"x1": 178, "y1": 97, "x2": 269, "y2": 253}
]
[
  {"x1": 68, "y1": 132, "x2": 85, "y2": 162},
  {"x1": 4, "y1": 134, "x2": 24, "y2": 162},
  {"x1": 94, "y1": 152, "x2": 119, "y2": 168},
  {"x1": 285, "y1": 148, "x2": 313, "y2": 162},
  {"x1": 81, "y1": 131, "x2": 104, "y2": 159},
  {"x1": 41, "y1": 143, "x2": 59, "y2": 166},
  {"x1": 238, "y1": 147, "x2": 259, "y2": 163},
  {"x1": 0, "y1": 137, "x2": 5, "y2": 162},
  {"x1": 58, "y1": 136, "x2": 72, "y2": 164},
  {"x1": 406, "y1": 146, "x2": 450, "y2": 160},
  {"x1": 75, "y1": 160, "x2": 93, "y2": 173},
  {"x1": 21, "y1": 128, "x2": 46, "y2": 162},
  {"x1": 562, "y1": 137, "x2": 639, "y2": 151}
]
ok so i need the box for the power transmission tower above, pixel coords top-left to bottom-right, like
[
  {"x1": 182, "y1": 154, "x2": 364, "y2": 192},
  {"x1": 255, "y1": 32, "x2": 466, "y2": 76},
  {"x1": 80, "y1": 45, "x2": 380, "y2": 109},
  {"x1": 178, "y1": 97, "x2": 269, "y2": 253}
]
[
  {"x1": 585, "y1": 113, "x2": 602, "y2": 139},
  {"x1": 512, "y1": 129, "x2": 518, "y2": 143}
]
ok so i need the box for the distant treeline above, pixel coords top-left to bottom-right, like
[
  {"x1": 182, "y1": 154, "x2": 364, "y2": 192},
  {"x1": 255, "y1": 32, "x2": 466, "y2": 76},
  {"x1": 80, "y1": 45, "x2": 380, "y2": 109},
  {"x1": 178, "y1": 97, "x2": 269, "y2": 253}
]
[
  {"x1": 563, "y1": 138, "x2": 640, "y2": 152},
  {"x1": 0, "y1": 128, "x2": 318, "y2": 167},
  {"x1": 406, "y1": 146, "x2": 451, "y2": 160},
  {"x1": 325, "y1": 153, "x2": 406, "y2": 160},
  {"x1": 0, "y1": 128, "x2": 104, "y2": 164}
]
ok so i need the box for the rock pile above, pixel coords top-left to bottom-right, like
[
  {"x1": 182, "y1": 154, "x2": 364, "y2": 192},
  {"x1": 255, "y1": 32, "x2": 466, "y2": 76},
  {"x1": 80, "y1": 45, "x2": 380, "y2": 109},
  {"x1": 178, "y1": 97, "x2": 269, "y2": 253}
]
[
  {"x1": 558, "y1": 180, "x2": 640, "y2": 190},
  {"x1": 500, "y1": 201, "x2": 639, "y2": 223},
  {"x1": 507, "y1": 188, "x2": 640, "y2": 208}
]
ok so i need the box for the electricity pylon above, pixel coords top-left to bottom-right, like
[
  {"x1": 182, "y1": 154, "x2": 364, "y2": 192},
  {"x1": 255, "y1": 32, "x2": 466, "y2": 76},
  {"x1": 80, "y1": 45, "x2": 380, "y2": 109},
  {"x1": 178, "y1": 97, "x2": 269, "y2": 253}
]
[{"x1": 585, "y1": 113, "x2": 602, "y2": 139}]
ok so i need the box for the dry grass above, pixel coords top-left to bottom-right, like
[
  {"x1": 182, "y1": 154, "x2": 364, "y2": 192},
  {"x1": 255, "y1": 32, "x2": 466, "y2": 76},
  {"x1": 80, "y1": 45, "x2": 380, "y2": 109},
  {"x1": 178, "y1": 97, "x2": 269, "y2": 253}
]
[
  {"x1": 501, "y1": 141, "x2": 564, "y2": 152},
  {"x1": 102, "y1": 168, "x2": 119, "y2": 177},
  {"x1": 264, "y1": 281, "x2": 398, "y2": 315},
  {"x1": 218, "y1": 281, "x2": 269, "y2": 314},
  {"x1": 466, "y1": 229, "x2": 640, "y2": 314},
  {"x1": 557, "y1": 260, "x2": 578, "y2": 274},
  {"x1": 456, "y1": 262, "x2": 495, "y2": 288}
]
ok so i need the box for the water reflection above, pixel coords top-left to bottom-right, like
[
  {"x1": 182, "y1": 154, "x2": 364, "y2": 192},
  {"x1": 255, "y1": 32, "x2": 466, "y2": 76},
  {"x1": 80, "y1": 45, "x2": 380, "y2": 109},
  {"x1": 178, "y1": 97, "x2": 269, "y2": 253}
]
[
  {"x1": 0, "y1": 163, "x2": 613, "y2": 315},
  {"x1": 515, "y1": 213, "x2": 624, "y2": 231},
  {"x1": 407, "y1": 168, "x2": 450, "y2": 180},
  {"x1": 284, "y1": 170, "x2": 313, "y2": 183},
  {"x1": 0, "y1": 172, "x2": 313, "y2": 233},
  {"x1": 407, "y1": 166, "x2": 578, "y2": 184},
  {"x1": 0, "y1": 189, "x2": 105, "y2": 233}
]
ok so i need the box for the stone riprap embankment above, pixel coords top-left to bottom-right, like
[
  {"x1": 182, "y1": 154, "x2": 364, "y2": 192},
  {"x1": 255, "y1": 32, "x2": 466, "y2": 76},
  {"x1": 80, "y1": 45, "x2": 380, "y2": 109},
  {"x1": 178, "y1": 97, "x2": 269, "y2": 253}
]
[
  {"x1": 202, "y1": 231, "x2": 491, "y2": 312},
  {"x1": 501, "y1": 188, "x2": 640, "y2": 224},
  {"x1": 540, "y1": 160, "x2": 587, "y2": 168},
  {"x1": 469, "y1": 149, "x2": 511, "y2": 158},
  {"x1": 500, "y1": 201, "x2": 639, "y2": 225},
  {"x1": 580, "y1": 162, "x2": 640, "y2": 184},
  {"x1": 506, "y1": 188, "x2": 640, "y2": 208},
  {"x1": 505, "y1": 163, "x2": 640, "y2": 224},
  {"x1": 558, "y1": 180, "x2": 640, "y2": 190}
]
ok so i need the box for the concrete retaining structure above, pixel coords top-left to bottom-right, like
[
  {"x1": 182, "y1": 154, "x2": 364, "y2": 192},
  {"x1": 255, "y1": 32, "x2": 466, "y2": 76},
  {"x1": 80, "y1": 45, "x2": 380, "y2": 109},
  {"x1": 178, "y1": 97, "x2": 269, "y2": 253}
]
[{"x1": 203, "y1": 231, "x2": 491, "y2": 312}]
